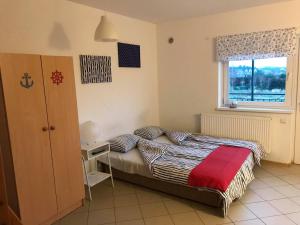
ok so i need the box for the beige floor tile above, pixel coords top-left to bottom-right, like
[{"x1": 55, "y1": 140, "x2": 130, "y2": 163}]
[
  {"x1": 274, "y1": 185, "x2": 300, "y2": 197},
  {"x1": 253, "y1": 166, "x2": 265, "y2": 172},
  {"x1": 144, "y1": 215, "x2": 174, "y2": 225},
  {"x1": 230, "y1": 199, "x2": 243, "y2": 207},
  {"x1": 113, "y1": 182, "x2": 136, "y2": 196},
  {"x1": 261, "y1": 215, "x2": 295, "y2": 225},
  {"x1": 240, "y1": 190, "x2": 264, "y2": 203},
  {"x1": 287, "y1": 212, "x2": 300, "y2": 224},
  {"x1": 280, "y1": 175, "x2": 300, "y2": 185},
  {"x1": 269, "y1": 198, "x2": 300, "y2": 214},
  {"x1": 163, "y1": 199, "x2": 194, "y2": 214},
  {"x1": 234, "y1": 219, "x2": 265, "y2": 225},
  {"x1": 80, "y1": 164, "x2": 300, "y2": 225},
  {"x1": 92, "y1": 185, "x2": 114, "y2": 197},
  {"x1": 228, "y1": 204, "x2": 257, "y2": 222},
  {"x1": 115, "y1": 205, "x2": 142, "y2": 222},
  {"x1": 246, "y1": 202, "x2": 281, "y2": 218},
  {"x1": 136, "y1": 190, "x2": 162, "y2": 204},
  {"x1": 114, "y1": 193, "x2": 139, "y2": 207},
  {"x1": 260, "y1": 161, "x2": 278, "y2": 170},
  {"x1": 254, "y1": 169, "x2": 273, "y2": 178},
  {"x1": 262, "y1": 165, "x2": 291, "y2": 176},
  {"x1": 88, "y1": 208, "x2": 115, "y2": 225},
  {"x1": 285, "y1": 165, "x2": 300, "y2": 175},
  {"x1": 171, "y1": 212, "x2": 204, "y2": 225},
  {"x1": 249, "y1": 179, "x2": 269, "y2": 190},
  {"x1": 140, "y1": 202, "x2": 168, "y2": 218},
  {"x1": 253, "y1": 188, "x2": 285, "y2": 200},
  {"x1": 292, "y1": 196, "x2": 300, "y2": 205},
  {"x1": 52, "y1": 221, "x2": 61, "y2": 225},
  {"x1": 196, "y1": 206, "x2": 231, "y2": 225},
  {"x1": 89, "y1": 196, "x2": 114, "y2": 211},
  {"x1": 72, "y1": 200, "x2": 90, "y2": 214},
  {"x1": 60, "y1": 212, "x2": 88, "y2": 225},
  {"x1": 160, "y1": 193, "x2": 185, "y2": 202},
  {"x1": 116, "y1": 219, "x2": 145, "y2": 225},
  {"x1": 259, "y1": 176, "x2": 289, "y2": 187}
]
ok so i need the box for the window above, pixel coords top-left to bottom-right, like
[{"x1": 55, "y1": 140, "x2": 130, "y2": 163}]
[{"x1": 221, "y1": 57, "x2": 295, "y2": 109}]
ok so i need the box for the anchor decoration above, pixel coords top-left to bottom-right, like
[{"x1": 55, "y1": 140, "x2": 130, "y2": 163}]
[
  {"x1": 51, "y1": 70, "x2": 64, "y2": 85},
  {"x1": 20, "y1": 73, "x2": 34, "y2": 89}
]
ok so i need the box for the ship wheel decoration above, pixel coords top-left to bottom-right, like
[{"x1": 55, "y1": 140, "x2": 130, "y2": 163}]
[{"x1": 51, "y1": 70, "x2": 64, "y2": 85}]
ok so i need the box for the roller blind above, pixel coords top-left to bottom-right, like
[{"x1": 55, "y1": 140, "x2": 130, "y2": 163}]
[{"x1": 216, "y1": 27, "x2": 297, "y2": 62}]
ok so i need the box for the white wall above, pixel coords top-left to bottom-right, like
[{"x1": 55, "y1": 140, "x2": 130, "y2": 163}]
[
  {"x1": 0, "y1": 0, "x2": 159, "y2": 140},
  {"x1": 157, "y1": 0, "x2": 300, "y2": 164}
]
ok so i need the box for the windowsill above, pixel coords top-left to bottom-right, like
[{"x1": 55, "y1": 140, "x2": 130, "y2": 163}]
[{"x1": 216, "y1": 106, "x2": 294, "y2": 114}]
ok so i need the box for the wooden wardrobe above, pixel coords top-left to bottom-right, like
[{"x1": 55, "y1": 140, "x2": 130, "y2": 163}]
[{"x1": 0, "y1": 53, "x2": 85, "y2": 225}]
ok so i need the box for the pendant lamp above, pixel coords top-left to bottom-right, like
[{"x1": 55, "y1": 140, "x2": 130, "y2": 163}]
[{"x1": 94, "y1": 15, "x2": 118, "y2": 42}]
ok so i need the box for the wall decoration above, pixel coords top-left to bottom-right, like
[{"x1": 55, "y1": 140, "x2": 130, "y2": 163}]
[
  {"x1": 79, "y1": 55, "x2": 112, "y2": 84},
  {"x1": 117, "y1": 42, "x2": 141, "y2": 68},
  {"x1": 20, "y1": 73, "x2": 34, "y2": 89},
  {"x1": 51, "y1": 70, "x2": 64, "y2": 85}
]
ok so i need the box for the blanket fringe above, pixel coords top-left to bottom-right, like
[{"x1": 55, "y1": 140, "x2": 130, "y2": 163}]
[
  {"x1": 196, "y1": 154, "x2": 255, "y2": 216},
  {"x1": 220, "y1": 155, "x2": 255, "y2": 216}
]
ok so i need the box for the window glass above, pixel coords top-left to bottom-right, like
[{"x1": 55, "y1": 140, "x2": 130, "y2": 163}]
[{"x1": 228, "y1": 57, "x2": 287, "y2": 102}]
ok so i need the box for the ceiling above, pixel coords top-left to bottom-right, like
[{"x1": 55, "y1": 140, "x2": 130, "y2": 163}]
[{"x1": 70, "y1": 0, "x2": 291, "y2": 23}]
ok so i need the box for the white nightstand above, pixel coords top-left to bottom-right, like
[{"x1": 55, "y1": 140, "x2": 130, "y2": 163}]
[{"x1": 81, "y1": 141, "x2": 114, "y2": 200}]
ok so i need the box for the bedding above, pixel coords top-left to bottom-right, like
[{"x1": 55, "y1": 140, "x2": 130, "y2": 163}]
[
  {"x1": 165, "y1": 130, "x2": 192, "y2": 145},
  {"x1": 188, "y1": 145, "x2": 251, "y2": 191},
  {"x1": 109, "y1": 134, "x2": 140, "y2": 153},
  {"x1": 134, "y1": 126, "x2": 164, "y2": 140},
  {"x1": 180, "y1": 134, "x2": 265, "y2": 165},
  {"x1": 137, "y1": 134, "x2": 265, "y2": 215},
  {"x1": 98, "y1": 135, "x2": 173, "y2": 177}
]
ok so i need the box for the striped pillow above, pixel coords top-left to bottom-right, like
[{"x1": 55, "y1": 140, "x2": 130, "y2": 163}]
[
  {"x1": 134, "y1": 126, "x2": 164, "y2": 140},
  {"x1": 165, "y1": 131, "x2": 192, "y2": 145},
  {"x1": 109, "y1": 134, "x2": 140, "y2": 153}
]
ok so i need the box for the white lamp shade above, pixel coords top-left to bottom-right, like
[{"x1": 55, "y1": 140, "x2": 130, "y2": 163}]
[
  {"x1": 79, "y1": 121, "x2": 102, "y2": 145},
  {"x1": 95, "y1": 16, "x2": 118, "y2": 42}
]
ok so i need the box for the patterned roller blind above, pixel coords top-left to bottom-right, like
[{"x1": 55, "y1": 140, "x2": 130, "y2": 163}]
[{"x1": 216, "y1": 27, "x2": 297, "y2": 61}]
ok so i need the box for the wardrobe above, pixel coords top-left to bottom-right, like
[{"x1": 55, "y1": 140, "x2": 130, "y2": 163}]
[{"x1": 0, "y1": 53, "x2": 85, "y2": 225}]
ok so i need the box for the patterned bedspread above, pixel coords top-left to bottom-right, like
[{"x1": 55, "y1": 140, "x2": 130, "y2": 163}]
[{"x1": 137, "y1": 132, "x2": 265, "y2": 216}]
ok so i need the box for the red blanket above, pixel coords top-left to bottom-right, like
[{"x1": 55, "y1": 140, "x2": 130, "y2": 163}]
[{"x1": 188, "y1": 145, "x2": 251, "y2": 192}]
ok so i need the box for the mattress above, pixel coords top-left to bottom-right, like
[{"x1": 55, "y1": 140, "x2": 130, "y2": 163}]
[{"x1": 98, "y1": 135, "x2": 173, "y2": 177}]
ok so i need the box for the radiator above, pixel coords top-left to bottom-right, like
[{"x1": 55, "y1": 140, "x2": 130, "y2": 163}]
[{"x1": 200, "y1": 114, "x2": 272, "y2": 153}]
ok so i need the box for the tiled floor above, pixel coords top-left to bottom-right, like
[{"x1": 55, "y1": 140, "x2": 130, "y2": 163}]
[{"x1": 53, "y1": 162, "x2": 300, "y2": 225}]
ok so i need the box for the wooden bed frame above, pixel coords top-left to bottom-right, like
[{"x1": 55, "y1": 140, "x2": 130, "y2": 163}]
[{"x1": 101, "y1": 163, "x2": 225, "y2": 216}]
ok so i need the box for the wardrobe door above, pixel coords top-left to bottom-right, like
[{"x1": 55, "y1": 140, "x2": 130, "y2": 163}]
[
  {"x1": 41, "y1": 56, "x2": 84, "y2": 214},
  {"x1": 0, "y1": 54, "x2": 58, "y2": 225}
]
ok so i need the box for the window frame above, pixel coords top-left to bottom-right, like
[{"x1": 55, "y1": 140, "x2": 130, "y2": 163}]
[{"x1": 220, "y1": 56, "x2": 297, "y2": 110}]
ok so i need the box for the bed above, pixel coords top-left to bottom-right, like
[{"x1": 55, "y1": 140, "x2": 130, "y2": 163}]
[{"x1": 98, "y1": 132, "x2": 264, "y2": 216}]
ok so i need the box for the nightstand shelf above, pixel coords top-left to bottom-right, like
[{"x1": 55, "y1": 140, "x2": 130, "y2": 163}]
[
  {"x1": 81, "y1": 141, "x2": 114, "y2": 200},
  {"x1": 84, "y1": 171, "x2": 112, "y2": 187}
]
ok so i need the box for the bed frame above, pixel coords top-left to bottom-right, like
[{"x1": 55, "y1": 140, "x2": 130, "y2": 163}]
[{"x1": 101, "y1": 163, "x2": 225, "y2": 216}]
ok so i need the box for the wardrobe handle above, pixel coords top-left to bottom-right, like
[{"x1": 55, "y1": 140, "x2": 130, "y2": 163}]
[
  {"x1": 42, "y1": 127, "x2": 48, "y2": 132},
  {"x1": 50, "y1": 126, "x2": 55, "y2": 131}
]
